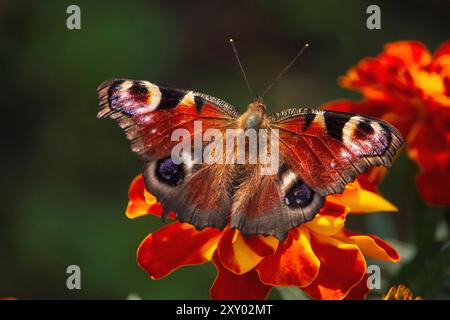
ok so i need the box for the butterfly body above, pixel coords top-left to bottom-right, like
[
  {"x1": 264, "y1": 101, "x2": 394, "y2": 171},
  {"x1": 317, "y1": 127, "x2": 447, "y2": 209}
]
[
  {"x1": 239, "y1": 97, "x2": 267, "y2": 129},
  {"x1": 98, "y1": 79, "x2": 403, "y2": 241}
]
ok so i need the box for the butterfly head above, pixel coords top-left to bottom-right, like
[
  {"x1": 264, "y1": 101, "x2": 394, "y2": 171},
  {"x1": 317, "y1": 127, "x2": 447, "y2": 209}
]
[{"x1": 242, "y1": 96, "x2": 266, "y2": 129}]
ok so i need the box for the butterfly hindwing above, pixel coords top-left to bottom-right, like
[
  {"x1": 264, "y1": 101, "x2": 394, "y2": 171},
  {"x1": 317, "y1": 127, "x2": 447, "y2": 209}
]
[
  {"x1": 230, "y1": 163, "x2": 324, "y2": 241},
  {"x1": 143, "y1": 154, "x2": 234, "y2": 230},
  {"x1": 270, "y1": 108, "x2": 403, "y2": 196}
]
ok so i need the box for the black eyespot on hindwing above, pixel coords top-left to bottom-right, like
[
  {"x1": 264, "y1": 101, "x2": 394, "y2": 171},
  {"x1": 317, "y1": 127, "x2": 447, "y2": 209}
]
[
  {"x1": 155, "y1": 157, "x2": 185, "y2": 186},
  {"x1": 284, "y1": 179, "x2": 314, "y2": 208}
]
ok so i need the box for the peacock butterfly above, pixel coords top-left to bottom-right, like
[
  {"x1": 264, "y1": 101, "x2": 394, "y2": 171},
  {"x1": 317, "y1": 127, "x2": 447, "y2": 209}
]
[{"x1": 97, "y1": 43, "x2": 403, "y2": 241}]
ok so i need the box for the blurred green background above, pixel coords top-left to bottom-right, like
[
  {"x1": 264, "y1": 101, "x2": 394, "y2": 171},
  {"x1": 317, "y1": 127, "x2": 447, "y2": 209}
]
[{"x1": 1, "y1": 0, "x2": 449, "y2": 299}]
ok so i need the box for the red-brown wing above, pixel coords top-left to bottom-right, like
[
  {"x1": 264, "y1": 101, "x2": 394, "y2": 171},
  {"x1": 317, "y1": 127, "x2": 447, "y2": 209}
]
[
  {"x1": 98, "y1": 79, "x2": 239, "y2": 231},
  {"x1": 97, "y1": 78, "x2": 239, "y2": 160},
  {"x1": 229, "y1": 163, "x2": 324, "y2": 241},
  {"x1": 270, "y1": 108, "x2": 403, "y2": 196},
  {"x1": 143, "y1": 157, "x2": 235, "y2": 231}
]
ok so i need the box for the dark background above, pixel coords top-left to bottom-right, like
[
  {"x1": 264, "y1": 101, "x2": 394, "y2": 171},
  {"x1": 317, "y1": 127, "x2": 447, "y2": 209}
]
[{"x1": 1, "y1": 0, "x2": 449, "y2": 299}]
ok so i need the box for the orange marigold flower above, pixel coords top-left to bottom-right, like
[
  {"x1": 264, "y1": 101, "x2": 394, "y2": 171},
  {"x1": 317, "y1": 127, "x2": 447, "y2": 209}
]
[
  {"x1": 382, "y1": 285, "x2": 423, "y2": 300},
  {"x1": 128, "y1": 174, "x2": 399, "y2": 300},
  {"x1": 325, "y1": 40, "x2": 450, "y2": 205}
]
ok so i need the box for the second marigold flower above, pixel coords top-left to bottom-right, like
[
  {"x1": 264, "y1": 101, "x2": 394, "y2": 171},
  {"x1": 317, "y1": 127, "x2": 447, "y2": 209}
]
[{"x1": 326, "y1": 40, "x2": 450, "y2": 205}]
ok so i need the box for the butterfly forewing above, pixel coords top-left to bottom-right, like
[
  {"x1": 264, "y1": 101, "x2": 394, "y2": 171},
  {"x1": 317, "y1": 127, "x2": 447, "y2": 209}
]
[
  {"x1": 270, "y1": 108, "x2": 403, "y2": 196},
  {"x1": 97, "y1": 79, "x2": 239, "y2": 160}
]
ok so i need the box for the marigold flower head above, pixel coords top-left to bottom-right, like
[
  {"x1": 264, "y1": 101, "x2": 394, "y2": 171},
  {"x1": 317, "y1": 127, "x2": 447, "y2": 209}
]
[
  {"x1": 325, "y1": 40, "x2": 450, "y2": 205},
  {"x1": 383, "y1": 285, "x2": 423, "y2": 300},
  {"x1": 127, "y1": 173, "x2": 399, "y2": 300}
]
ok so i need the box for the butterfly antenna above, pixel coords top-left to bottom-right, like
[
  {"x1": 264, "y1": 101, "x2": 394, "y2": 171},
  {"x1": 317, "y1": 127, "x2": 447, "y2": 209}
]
[
  {"x1": 229, "y1": 38, "x2": 253, "y2": 96},
  {"x1": 261, "y1": 43, "x2": 309, "y2": 98}
]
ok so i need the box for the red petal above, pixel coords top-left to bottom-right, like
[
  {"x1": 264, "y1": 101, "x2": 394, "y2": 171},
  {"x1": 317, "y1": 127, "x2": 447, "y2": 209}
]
[
  {"x1": 408, "y1": 117, "x2": 450, "y2": 171},
  {"x1": 128, "y1": 175, "x2": 146, "y2": 201},
  {"x1": 344, "y1": 274, "x2": 370, "y2": 300},
  {"x1": 434, "y1": 40, "x2": 450, "y2": 59},
  {"x1": 416, "y1": 169, "x2": 450, "y2": 206},
  {"x1": 126, "y1": 175, "x2": 162, "y2": 218},
  {"x1": 325, "y1": 100, "x2": 393, "y2": 121},
  {"x1": 317, "y1": 201, "x2": 348, "y2": 218},
  {"x1": 137, "y1": 222, "x2": 222, "y2": 279},
  {"x1": 210, "y1": 252, "x2": 272, "y2": 300},
  {"x1": 256, "y1": 227, "x2": 320, "y2": 287},
  {"x1": 324, "y1": 99, "x2": 415, "y2": 139},
  {"x1": 303, "y1": 233, "x2": 366, "y2": 300}
]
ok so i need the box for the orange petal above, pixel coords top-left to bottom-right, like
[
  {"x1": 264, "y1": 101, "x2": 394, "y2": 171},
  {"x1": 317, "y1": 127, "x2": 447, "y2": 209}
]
[
  {"x1": 305, "y1": 201, "x2": 348, "y2": 236},
  {"x1": 137, "y1": 222, "x2": 222, "y2": 279},
  {"x1": 210, "y1": 251, "x2": 272, "y2": 300},
  {"x1": 344, "y1": 273, "x2": 370, "y2": 300},
  {"x1": 217, "y1": 228, "x2": 278, "y2": 275},
  {"x1": 303, "y1": 233, "x2": 366, "y2": 300},
  {"x1": 384, "y1": 41, "x2": 432, "y2": 67},
  {"x1": 328, "y1": 180, "x2": 397, "y2": 213},
  {"x1": 256, "y1": 227, "x2": 320, "y2": 287},
  {"x1": 126, "y1": 175, "x2": 162, "y2": 219},
  {"x1": 338, "y1": 229, "x2": 399, "y2": 262}
]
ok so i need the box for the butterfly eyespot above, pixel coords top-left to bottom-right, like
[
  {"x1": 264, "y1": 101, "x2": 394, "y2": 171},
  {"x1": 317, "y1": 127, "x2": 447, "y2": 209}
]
[
  {"x1": 155, "y1": 157, "x2": 184, "y2": 186},
  {"x1": 284, "y1": 180, "x2": 313, "y2": 208},
  {"x1": 355, "y1": 120, "x2": 374, "y2": 138}
]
